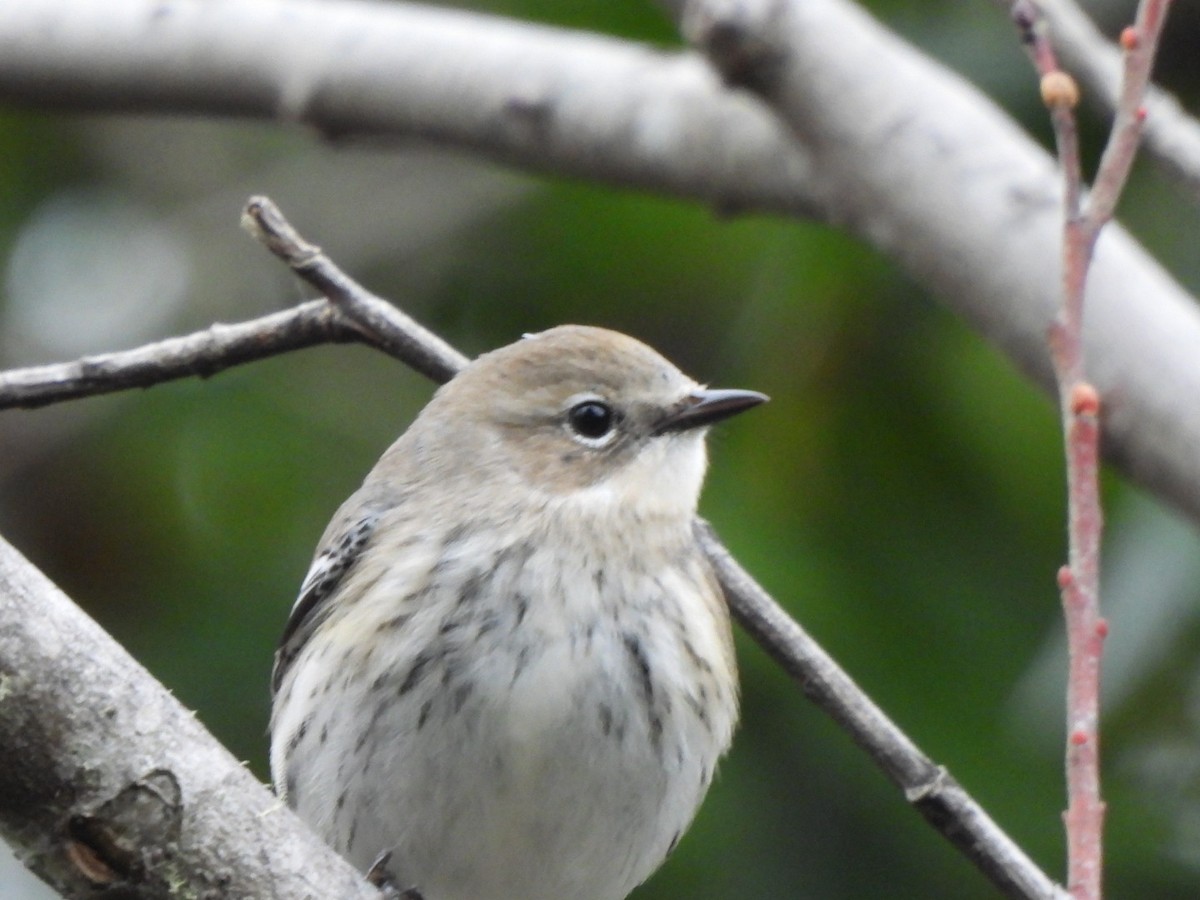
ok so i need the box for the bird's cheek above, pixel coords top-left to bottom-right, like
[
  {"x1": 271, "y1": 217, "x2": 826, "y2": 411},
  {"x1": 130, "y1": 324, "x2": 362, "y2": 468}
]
[{"x1": 618, "y1": 437, "x2": 708, "y2": 517}]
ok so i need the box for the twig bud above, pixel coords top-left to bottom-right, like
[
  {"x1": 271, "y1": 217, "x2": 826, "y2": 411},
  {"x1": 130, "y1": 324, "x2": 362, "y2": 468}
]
[
  {"x1": 1070, "y1": 382, "x2": 1100, "y2": 417},
  {"x1": 1040, "y1": 70, "x2": 1080, "y2": 109},
  {"x1": 1057, "y1": 566, "x2": 1074, "y2": 590},
  {"x1": 1119, "y1": 26, "x2": 1139, "y2": 51}
]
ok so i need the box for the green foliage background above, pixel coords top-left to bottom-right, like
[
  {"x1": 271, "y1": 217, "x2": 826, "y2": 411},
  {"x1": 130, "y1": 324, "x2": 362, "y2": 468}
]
[{"x1": 3, "y1": 1, "x2": 1200, "y2": 897}]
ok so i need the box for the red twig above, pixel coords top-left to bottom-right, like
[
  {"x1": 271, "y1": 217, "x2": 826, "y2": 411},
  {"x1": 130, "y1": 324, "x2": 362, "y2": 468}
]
[{"x1": 1009, "y1": 1, "x2": 1172, "y2": 898}]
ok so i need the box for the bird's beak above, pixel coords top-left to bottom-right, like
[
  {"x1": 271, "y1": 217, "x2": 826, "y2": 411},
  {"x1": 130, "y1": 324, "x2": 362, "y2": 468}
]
[{"x1": 653, "y1": 388, "x2": 768, "y2": 435}]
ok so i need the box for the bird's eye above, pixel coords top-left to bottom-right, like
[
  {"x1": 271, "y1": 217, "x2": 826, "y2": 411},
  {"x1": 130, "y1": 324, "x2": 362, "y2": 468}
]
[{"x1": 567, "y1": 400, "x2": 616, "y2": 442}]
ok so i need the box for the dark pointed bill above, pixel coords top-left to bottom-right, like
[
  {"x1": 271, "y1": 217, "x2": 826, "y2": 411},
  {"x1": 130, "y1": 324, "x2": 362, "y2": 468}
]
[{"x1": 653, "y1": 388, "x2": 769, "y2": 435}]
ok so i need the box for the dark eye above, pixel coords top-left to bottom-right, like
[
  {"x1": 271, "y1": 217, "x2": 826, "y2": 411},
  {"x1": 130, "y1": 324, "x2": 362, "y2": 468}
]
[{"x1": 567, "y1": 400, "x2": 616, "y2": 441}]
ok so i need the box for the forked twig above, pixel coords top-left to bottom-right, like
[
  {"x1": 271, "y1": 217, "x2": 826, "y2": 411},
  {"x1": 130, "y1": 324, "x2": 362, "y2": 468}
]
[
  {"x1": 1010, "y1": 2, "x2": 1172, "y2": 897},
  {"x1": 240, "y1": 199, "x2": 469, "y2": 384}
]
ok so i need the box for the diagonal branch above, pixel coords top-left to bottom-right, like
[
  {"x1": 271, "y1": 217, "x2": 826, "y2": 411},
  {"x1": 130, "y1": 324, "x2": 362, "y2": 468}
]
[
  {"x1": 696, "y1": 523, "x2": 1067, "y2": 900},
  {"x1": 0, "y1": 534, "x2": 381, "y2": 900},
  {"x1": 0, "y1": 196, "x2": 466, "y2": 411},
  {"x1": 240, "y1": 198, "x2": 470, "y2": 383}
]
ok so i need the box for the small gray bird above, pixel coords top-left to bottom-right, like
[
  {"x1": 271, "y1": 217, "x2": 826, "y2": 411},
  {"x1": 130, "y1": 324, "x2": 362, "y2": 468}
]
[{"x1": 270, "y1": 325, "x2": 765, "y2": 900}]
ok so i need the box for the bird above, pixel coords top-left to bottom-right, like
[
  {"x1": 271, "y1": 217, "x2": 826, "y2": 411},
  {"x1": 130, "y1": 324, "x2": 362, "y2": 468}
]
[{"x1": 270, "y1": 324, "x2": 766, "y2": 900}]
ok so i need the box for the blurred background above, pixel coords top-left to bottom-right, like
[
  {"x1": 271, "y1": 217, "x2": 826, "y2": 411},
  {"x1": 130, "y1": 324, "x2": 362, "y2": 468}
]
[{"x1": 4, "y1": 0, "x2": 1200, "y2": 897}]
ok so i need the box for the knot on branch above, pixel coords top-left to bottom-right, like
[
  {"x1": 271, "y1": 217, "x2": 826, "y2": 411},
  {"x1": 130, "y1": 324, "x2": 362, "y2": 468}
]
[
  {"x1": 679, "y1": 0, "x2": 786, "y2": 95},
  {"x1": 65, "y1": 769, "x2": 183, "y2": 889}
]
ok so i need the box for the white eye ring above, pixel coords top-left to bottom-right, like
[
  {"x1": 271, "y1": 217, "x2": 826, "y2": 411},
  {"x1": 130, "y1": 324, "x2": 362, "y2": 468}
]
[{"x1": 566, "y1": 397, "x2": 619, "y2": 448}]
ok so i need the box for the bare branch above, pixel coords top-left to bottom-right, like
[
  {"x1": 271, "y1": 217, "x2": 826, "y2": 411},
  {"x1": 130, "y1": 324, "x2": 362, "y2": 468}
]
[
  {"x1": 242, "y1": 196, "x2": 470, "y2": 383},
  {"x1": 999, "y1": 0, "x2": 1200, "y2": 198},
  {"x1": 0, "y1": 192, "x2": 468, "y2": 411},
  {"x1": 0, "y1": 534, "x2": 380, "y2": 900},
  {"x1": 695, "y1": 522, "x2": 1069, "y2": 900},
  {"x1": 1089, "y1": 1, "x2": 1171, "y2": 230},
  {"x1": 4, "y1": 0, "x2": 1200, "y2": 530},
  {"x1": 1011, "y1": 2, "x2": 1173, "y2": 894},
  {"x1": 1014, "y1": 2, "x2": 1106, "y2": 887},
  {"x1": 0, "y1": 301, "x2": 372, "y2": 410},
  {"x1": 0, "y1": 0, "x2": 820, "y2": 220},
  {"x1": 661, "y1": 0, "x2": 1200, "y2": 537}
]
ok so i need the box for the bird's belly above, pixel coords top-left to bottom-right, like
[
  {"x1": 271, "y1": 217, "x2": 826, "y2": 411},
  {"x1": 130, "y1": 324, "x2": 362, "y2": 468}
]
[{"x1": 285, "y1": 625, "x2": 723, "y2": 900}]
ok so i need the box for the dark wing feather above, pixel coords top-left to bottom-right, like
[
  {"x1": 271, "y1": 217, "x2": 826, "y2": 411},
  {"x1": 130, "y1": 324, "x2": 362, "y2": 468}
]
[{"x1": 271, "y1": 512, "x2": 379, "y2": 694}]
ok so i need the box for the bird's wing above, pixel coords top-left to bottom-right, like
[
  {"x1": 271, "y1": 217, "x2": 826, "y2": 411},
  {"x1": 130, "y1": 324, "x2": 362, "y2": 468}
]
[{"x1": 272, "y1": 508, "x2": 380, "y2": 694}]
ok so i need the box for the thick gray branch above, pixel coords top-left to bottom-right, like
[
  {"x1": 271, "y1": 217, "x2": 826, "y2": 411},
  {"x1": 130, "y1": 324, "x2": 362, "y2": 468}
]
[
  {"x1": 0, "y1": 0, "x2": 819, "y2": 219},
  {"x1": 0, "y1": 535, "x2": 379, "y2": 900},
  {"x1": 2, "y1": 0, "x2": 1199, "y2": 527},
  {"x1": 663, "y1": 0, "x2": 1200, "y2": 524}
]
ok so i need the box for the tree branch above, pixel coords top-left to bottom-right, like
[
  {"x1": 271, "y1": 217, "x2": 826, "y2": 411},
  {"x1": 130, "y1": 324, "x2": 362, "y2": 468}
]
[
  {"x1": 996, "y1": 0, "x2": 1200, "y2": 198},
  {"x1": 0, "y1": 194, "x2": 468, "y2": 411},
  {"x1": 0, "y1": 0, "x2": 820, "y2": 219},
  {"x1": 240, "y1": 197, "x2": 470, "y2": 383},
  {"x1": 0, "y1": 534, "x2": 380, "y2": 900},
  {"x1": 1012, "y1": 2, "x2": 1172, "y2": 894},
  {"x1": 0, "y1": 301, "x2": 371, "y2": 410},
  {"x1": 657, "y1": 0, "x2": 1200, "y2": 531},
  {"x1": 5, "y1": 0, "x2": 1200, "y2": 538},
  {"x1": 695, "y1": 522, "x2": 1068, "y2": 900}
]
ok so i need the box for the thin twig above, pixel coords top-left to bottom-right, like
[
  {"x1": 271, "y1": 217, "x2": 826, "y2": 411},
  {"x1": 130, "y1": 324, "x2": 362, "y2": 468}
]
[
  {"x1": 1010, "y1": 1, "x2": 1172, "y2": 897},
  {"x1": 1089, "y1": 2, "x2": 1171, "y2": 229},
  {"x1": 0, "y1": 300, "x2": 367, "y2": 410},
  {"x1": 1014, "y1": 1, "x2": 1105, "y2": 891},
  {"x1": 991, "y1": 0, "x2": 1200, "y2": 199},
  {"x1": 697, "y1": 522, "x2": 1067, "y2": 900},
  {"x1": 0, "y1": 198, "x2": 469, "y2": 412},
  {"x1": 241, "y1": 197, "x2": 470, "y2": 384}
]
